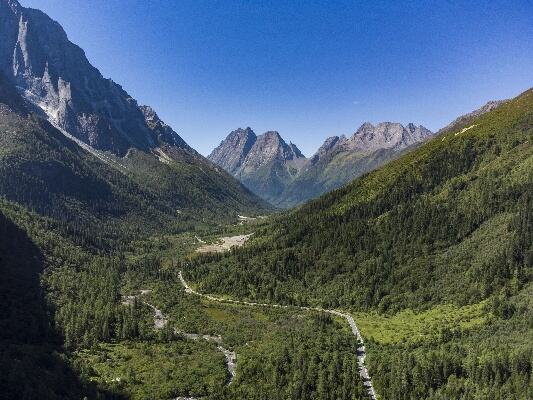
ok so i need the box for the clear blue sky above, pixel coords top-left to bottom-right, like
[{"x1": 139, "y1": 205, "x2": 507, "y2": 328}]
[{"x1": 21, "y1": 0, "x2": 533, "y2": 156}]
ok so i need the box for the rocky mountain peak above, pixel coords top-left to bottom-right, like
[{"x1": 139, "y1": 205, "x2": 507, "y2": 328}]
[
  {"x1": 231, "y1": 127, "x2": 256, "y2": 139},
  {"x1": 347, "y1": 122, "x2": 432, "y2": 152},
  {"x1": 208, "y1": 128, "x2": 306, "y2": 200},
  {"x1": 0, "y1": 0, "x2": 190, "y2": 156},
  {"x1": 406, "y1": 122, "x2": 417, "y2": 132},
  {"x1": 208, "y1": 127, "x2": 258, "y2": 174},
  {"x1": 309, "y1": 135, "x2": 342, "y2": 164},
  {"x1": 242, "y1": 130, "x2": 304, "y2": 169}
]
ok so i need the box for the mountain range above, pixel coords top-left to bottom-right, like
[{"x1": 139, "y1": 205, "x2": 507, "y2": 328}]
[
  {"x1": 0, "y1": 1, "x2": 531, "y2": 399},
  {"x1": 0, "y1": 0, "x2": 268, "y2": 244},
  {"x1": 210, "y1": 122, "x2": 434, "y2": 207},
  {"x1": 189, "y1": 87, "x2": 533, "y2": 399},
  {"x1": 209, "y1": 128, "x2": 306, "y2": 203}
]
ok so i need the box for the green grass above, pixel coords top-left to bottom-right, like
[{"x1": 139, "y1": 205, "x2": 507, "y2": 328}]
[
  {"x1": 75, "y1": 341, "x2": 226, "y2": 400},
  {"x1": 354, "y1": 302, "x2": 487, "y2": 345}
]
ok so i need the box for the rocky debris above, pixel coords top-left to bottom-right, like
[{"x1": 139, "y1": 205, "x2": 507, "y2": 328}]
[
  {"x1": 217, "y1": 346, "x2": 237, "y2": 382},
  {"x1": 196, "y1": 233, "x2": 254, "y2": 253},
  {"x1": 0, "y1": 0, "x2": 190, "y2": 156}
]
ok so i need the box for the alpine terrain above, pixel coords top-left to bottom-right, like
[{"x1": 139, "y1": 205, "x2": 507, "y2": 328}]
[
  {"x1": 0, "y1": 0, "x2": 268, "y2": 243},
  {"x1": 188, "y1": 88, "x2": 533, "y2": 399},
  {"x1": 209, "y1": 128, "x2": 306, "y2": 204},
  {"x1": 210, "y1": 123, "x2": 434, "y2": 207},
  {"x1": 0, "y1": 1, "x2": 531, "y2": 399}
]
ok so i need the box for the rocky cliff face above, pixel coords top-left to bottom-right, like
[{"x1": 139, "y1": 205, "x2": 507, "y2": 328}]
[
  {"x1": 208, "y1": 127, "x2": 257, "y2": 174},
  {"x1": 0, "y1": 0, "x2": 189, "y2": 156},
  {"x1": 276, "y1": 122, "x2": 433, "y2": 207},
  {"x1": 313, "y1": 122, "x2": 432, "y2": 161},
  {"x1": 209, "y1": 123, "x2": 432, "y2": 207},
  {"x1": 208, "y1": 129, "x2": 306, "y2": 202},
  {"x1": 239, "y1": 131, "x2": 305, "y2": 172},
  {"x1": 0, "y1": 0, "x2": 268, "y2": 219}
]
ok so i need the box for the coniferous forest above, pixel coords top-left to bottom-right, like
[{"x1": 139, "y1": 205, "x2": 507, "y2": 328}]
[
  {"x1": 0, "y1": 1, "x2": 532, "y2": 399},
  {"x1": 186, "y1": 89, "x2": 533, "y2": 399}
]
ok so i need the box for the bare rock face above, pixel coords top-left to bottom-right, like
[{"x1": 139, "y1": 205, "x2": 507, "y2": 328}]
[
  {"x1": 209, "y1": 122, "x2": 433, "y2": 206},
  {"x1": 209, "y1": 127, "x2": 257, "y2": 174},
  {"x1": 208, "y1": 129, "x2": 306, "y2": 203},
  {"x1": 239, "y1": 131, "x2": 305, "y2": 173},
  {"x1": 346, "y1": 122, "x2": 433, "y2": 153},
  {"x1": 0, "y1": 0, "x2": 189, "y2": 156}
]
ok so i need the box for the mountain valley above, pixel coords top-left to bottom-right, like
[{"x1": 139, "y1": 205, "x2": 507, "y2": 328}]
[{"x1": 0, "y1": 1, "x2": 531, "y2": 399}]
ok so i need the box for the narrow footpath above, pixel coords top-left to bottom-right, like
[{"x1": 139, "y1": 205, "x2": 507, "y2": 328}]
[{"x1": 178, "y1": 271, "x2": 378, "y2": 400}]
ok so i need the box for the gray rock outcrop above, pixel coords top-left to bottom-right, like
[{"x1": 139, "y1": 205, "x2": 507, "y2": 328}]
[{"x1": 0, "y1": 0, "x2": 189, "y2": 156}]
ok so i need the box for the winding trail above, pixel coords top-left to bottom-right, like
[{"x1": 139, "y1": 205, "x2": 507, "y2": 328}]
[
  {"x1": 178, "y1": 271, "x2": 378, "y2": 400},
  {"x1": 123, "y1": 290, "x2": 237, "y2": 388}
]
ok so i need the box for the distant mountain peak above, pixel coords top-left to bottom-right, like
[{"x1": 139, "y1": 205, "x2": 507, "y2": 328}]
[
  {"x1": 347, "y1": 122, "x2": 432, "y2": 152},
  {"x1": 246, "y1": 131, "x2": 306, "y2": 165},
  {"x1": 274, "y1": 122, "x2": 434, "y2": 206},
  {"x1": 208, "y1": 127, "x2": 258, "y2": 174},
  {"x1": 210, "y1": 121, "x2": 434, "y2": 205},
  {"x1": 208, "y1": 128, "x2": 306, "y2": 202}
]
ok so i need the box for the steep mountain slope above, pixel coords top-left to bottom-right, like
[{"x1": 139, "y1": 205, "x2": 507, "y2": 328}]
[
  {"x1": 0, "y1": 75, "x2": 265, "y2": 249},
  {"x1": 278, "y1": 122, "x2": 433, "y2": 207},
  {"x1": 209, "y1": 129, "x2": 306, "y2": 203},
  {"x1": 187, "y1": 88, "x2": 533, "y2": 398},
  {"x1": 0, "y1": 0, "x2": 186, "y2": 155},
  {"x1": 0, "y1": 0, "x2": 268, "y2": 241},
  {"x1": 437, "y1": 99, "x2": 508, "y2": 135}
]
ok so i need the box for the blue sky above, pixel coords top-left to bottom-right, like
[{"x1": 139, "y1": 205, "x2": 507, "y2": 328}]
[{"x1": 22, "y1": 0, "x2": 533, "y2": 156}]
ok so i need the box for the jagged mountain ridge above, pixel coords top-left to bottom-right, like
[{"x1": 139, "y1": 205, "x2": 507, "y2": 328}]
[
  {"x1": 437, "y1": 99, "x2": 508, "y2": 135},
  {"x1": 209, "y1": 128, "x2": 307, "y2": 203},
  {"x1": 0, "y1": 0, "x2": 269, "y2": 238},
  {"x1": 0, "y1": 0, "x2": 190, "y2": 156},
  {"x1": 307, "y1": 122, "x2": 433, "y2": 165},
  {"x1": 210, "y1": 122, "x2": 433, "y2": 207},
  {"x1": 276, "y1": 122, "x2": 433, "y2": 207}
]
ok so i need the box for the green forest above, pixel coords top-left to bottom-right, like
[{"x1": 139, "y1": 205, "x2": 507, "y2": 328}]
[
  {"x1": 185, "y1": 89, "x2": 533, "y2": 399},
  {"x1": 1, "y1": 58, "x2": 532, "y2": 398}
]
